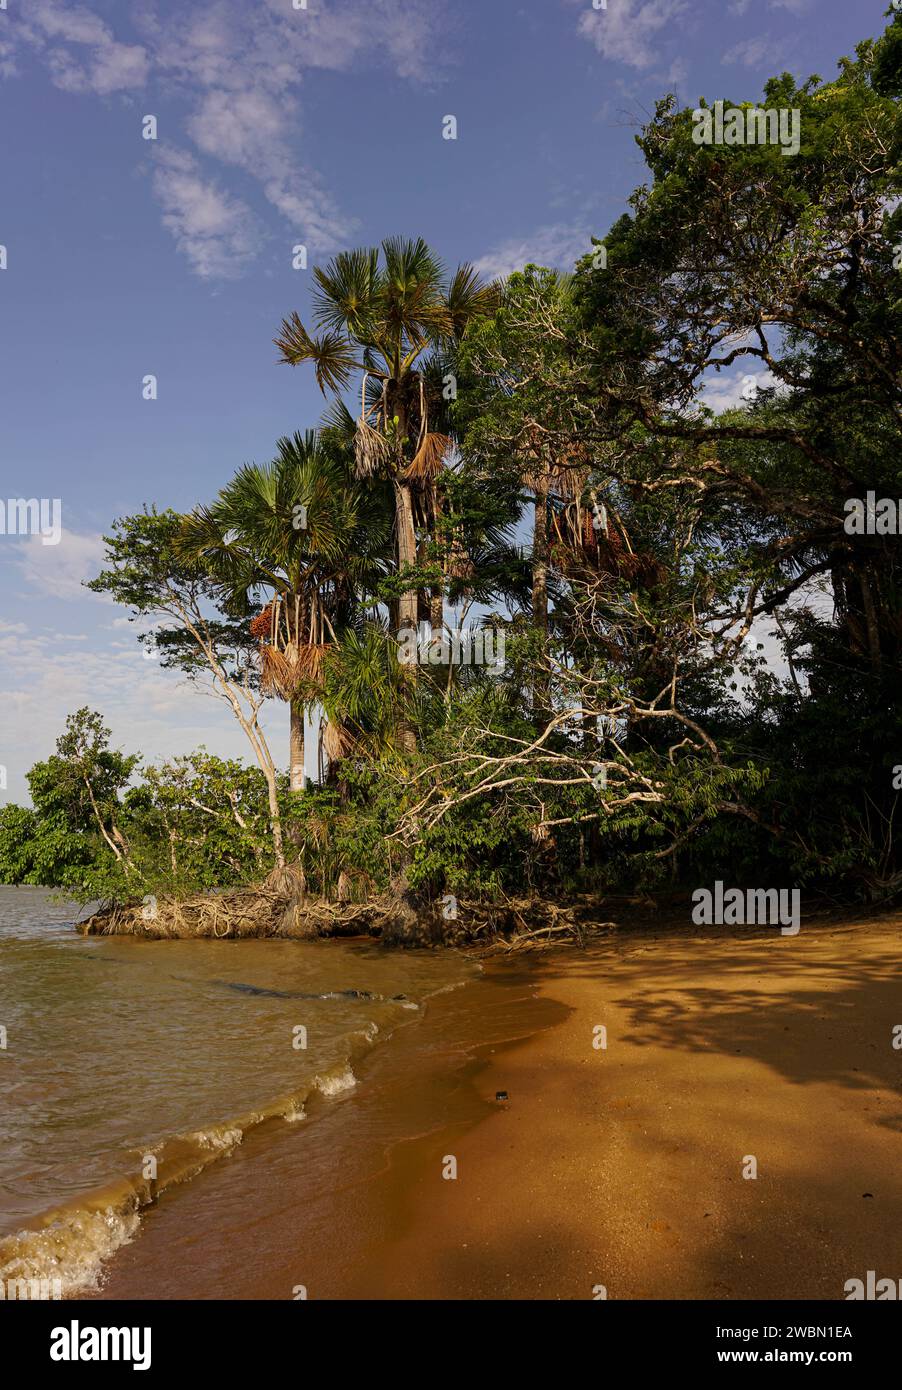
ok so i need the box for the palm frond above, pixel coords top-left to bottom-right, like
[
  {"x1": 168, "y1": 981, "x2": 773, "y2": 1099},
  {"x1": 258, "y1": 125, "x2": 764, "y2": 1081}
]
[
  {"x1": 259, "y1": 642, "x2": 328, "y2": 702},
  {"x1": 320, "y1": 397, "x2": 357, "y2": 447},
  {"x1": 405, "y1": 431, "x2": 452, "y2": 481},
  {"x1": 444, "y1": 263, "x2": 501, "y2": 339},
  {"x1": 322, "y1": 718, "x2": 357, "y2": 763},
  {"x1": 311, "y1": 247, "x2": 381, "y2": 337},
  {"x1": 274, "y1": 313, "x2": 362, "y2": 395},
  {"x1": 354, "y1": 417, "x2": 392, "y2": 478}
]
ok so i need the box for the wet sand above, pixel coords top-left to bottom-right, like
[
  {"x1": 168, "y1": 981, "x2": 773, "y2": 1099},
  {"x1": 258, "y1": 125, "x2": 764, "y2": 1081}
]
[{"x1": 88, "y1": 915, "x2": 902, "y2": 1301}]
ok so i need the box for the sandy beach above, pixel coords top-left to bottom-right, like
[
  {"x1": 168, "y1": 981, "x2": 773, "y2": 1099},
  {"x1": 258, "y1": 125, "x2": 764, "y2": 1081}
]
[
  {"x1": 359, "y1": 914, "x2": 902, "y2": 1301},
  {"x1": 80, "y1": 912, "x2": 902, "y2": 1301}
]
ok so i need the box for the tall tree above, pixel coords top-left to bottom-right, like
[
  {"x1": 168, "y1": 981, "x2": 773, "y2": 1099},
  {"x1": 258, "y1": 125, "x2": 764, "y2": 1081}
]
[
  {"x1": 274, "y1": 237, "x2": 498, "y2": 749},
  {"x1": 177, "y1": 431, "x2": 391, "y2": 790},
  {"x1": 89, "y1": 510, "x2": 290, "y2": 867}
]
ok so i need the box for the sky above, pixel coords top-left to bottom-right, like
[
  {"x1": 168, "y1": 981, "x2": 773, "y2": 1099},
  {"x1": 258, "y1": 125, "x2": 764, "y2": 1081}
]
[{"x1": 0, "y1": 0, "x2": 882, "y2": 804}]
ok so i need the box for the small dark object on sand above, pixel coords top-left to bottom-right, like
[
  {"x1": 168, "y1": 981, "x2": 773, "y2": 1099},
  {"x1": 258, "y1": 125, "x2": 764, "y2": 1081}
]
[{"x1": 495, "y1": 1091, "x2": 509, "y2": 1103}]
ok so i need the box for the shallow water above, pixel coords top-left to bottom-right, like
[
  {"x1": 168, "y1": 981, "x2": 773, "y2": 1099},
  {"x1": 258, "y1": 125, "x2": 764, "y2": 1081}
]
[{"x1": 0, "y1": 886, "x2": 475, "y2": 1294}]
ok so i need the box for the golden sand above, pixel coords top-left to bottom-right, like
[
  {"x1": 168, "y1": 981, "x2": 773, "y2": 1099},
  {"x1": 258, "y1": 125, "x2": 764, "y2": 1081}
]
[{"x1": 80, "y1": 913, "x2": 902, "y2": 1301}]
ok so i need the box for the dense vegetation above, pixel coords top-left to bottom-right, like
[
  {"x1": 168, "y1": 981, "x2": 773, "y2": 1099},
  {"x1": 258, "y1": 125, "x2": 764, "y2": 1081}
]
[{"x1": 3, "y1": 17, "x2": 902, "y2": 913}]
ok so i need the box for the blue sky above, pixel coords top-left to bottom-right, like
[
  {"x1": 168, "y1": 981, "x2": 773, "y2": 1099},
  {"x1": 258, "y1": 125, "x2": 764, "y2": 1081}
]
[{"x1": 0, "y1": 0, "x2": 881, "y2": 803}]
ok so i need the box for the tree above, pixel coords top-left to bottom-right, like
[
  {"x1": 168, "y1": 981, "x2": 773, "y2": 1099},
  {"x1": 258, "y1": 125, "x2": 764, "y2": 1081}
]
[
  {"x1": 275, "y1": 237, "x2": 498, "y2": 749},
  {"x1": 177, "y1": 431, "x2": 391, "y2": 791},
  {"x1": 88, "y1": 510, "x2": 289, "y2": 867},
  {"x1": 454, "y1": 266, "x2": 595, "y2": 713},
  {"x1": 51, "y1": 708, "x2": 138, "y2": 870},
  {"x1": 571, "y1": 38, "x2": 902, "y2": 670},
  {"x1": 0, "y1": 710, "x2": 137, "y2": 892}
]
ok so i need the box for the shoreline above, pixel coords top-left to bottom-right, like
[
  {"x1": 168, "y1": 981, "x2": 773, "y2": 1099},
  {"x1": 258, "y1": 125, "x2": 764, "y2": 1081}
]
[
  {"x1": 78, "y1": 911, "x2": 902, "y2": 1300},
  {"x1": 82, "y1": 953, "x2": 565, "y2": 1300}
]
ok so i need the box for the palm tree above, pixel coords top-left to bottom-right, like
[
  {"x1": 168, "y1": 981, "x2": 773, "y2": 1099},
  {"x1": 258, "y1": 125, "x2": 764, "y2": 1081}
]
[
  {"x1": 177, "y1": 431, "x2": 390, "y2": 792},
  {"x1": 274, "y1": 238, "x2": 498, "y2": 750}
]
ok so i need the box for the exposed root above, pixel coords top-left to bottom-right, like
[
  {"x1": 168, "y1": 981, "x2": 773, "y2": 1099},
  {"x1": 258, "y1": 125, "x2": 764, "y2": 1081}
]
[{"x1": 77, "y1": 885, "x2": 620, "y2": 949}]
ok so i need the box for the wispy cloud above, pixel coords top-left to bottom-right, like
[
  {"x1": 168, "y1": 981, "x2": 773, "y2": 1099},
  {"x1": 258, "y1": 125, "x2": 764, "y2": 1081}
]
[
  {"x1": 723, "y1": 34, "x2": 787, "y2": 69},
  {"x1": 576, "y1": 0, "x2": 690, "y2": 73},
  {"x1": 769, "y1": 0, "x2": 813, "y2": 13},
  {"x1": 10, "y1": 528, "x2": 107, "y2": 601},
  {"x1": 5, "y1": 0, "x2": 450, "y2": 276},
  {"x1": 185, "y1": 87, "x2": 351, "y2": 251},
  {"x1": 14, "y1": 0, "x2": 150, "y2": 95},
  {"x1": 474, "y1": 223, "x2": 593, "y2": 280},
  {"x1": 152, "y1": 147, "x2": 265, "y2": 280}
]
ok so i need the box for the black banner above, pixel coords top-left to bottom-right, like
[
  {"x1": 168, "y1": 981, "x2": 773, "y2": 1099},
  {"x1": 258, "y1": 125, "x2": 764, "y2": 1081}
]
[{"x1": 5, "y1": 1298, "x2": 900, "y2": 1376}]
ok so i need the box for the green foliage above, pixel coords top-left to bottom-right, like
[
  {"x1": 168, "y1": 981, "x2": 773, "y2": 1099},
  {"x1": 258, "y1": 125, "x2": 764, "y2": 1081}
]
[{"x1": 7, "y1": 18, "x2": 901, "y2": 910}]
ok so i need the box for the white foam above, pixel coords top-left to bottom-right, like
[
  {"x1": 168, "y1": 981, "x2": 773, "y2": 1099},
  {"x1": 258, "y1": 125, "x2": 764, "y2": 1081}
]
[
  {"x1": 315, "y1": 1065, "x2": 357, "y2": 1097},
  {"x1": 0, "y1": 1202, "x2": 140, "y2": 1299}
]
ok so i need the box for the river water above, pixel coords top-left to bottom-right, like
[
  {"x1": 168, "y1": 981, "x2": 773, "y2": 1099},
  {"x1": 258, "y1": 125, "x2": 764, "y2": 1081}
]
[{"x1": 0, "y1": 885, "x2": 477, "y2": 1296}]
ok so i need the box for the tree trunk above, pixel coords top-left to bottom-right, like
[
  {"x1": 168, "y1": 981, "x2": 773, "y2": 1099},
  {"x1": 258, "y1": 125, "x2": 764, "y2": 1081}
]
[
  {"x1": 532, "y1": 477, "x2": 550, "y2": 716},
  {"x1": 858, "y1": 566, "x2": 882, "y2": 669},
  {"x1": 430, "y1": 482, "x2": 444, "y2": 638},
  {"x1": 266, "y1": 774, "x2": 285, "y2": 868},
  {"x1": 430, "y1": 589, "x2": 444, "y2": 635},
  {"x1": 532, "y1": 479, "x2": 549, "y2": 634},
  {"x1": 290, "y1": 700, "x2": 305, "y2": 792},
  {"x1": 395, "y1": 479, "x2": 419, "y2": 636},
  {"x1": 394, "y1": 478, "x2": 419, "y2": 754}
]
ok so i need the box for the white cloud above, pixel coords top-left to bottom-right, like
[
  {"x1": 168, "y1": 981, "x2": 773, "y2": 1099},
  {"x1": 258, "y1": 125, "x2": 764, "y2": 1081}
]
[
  {"x1": 474, "y1": 223, "x2": 593, "y2": 280},
  {"x1": 152, "y1": 147, "x2": 264, "y2": 280},
  {"x1": 577, "y1": 0, "x2": 690, "y2": 72},
  {"x1": 0, "y1": 37, "x2": 19, "y2": 79},
  {"x1": 12, "y1": 529, "x2": 107, "y2": 601},
  {"x1": 723, "y1": 35, "x2": 786, "y2": 69},
  {"x1": 5, "y1": 0, "x2": 449, "y2": 277},
  {"x1": 701, "y1": 368, "x2": 779, "y2": 413},
  {"x1": 14, "y1": 0, "x2": 150, "y2": 94},
  {"x1": 186, "y1": 86, "x2": 351, "y2": 251},
  {"x1": 368, "y1": 0, "x2": 445, "y2": 83},
  {"x1": 0, "y1": 626, "x2": 283, "y2": 807},
  {"x1": 27, "y1": 3, "x2": 112, "y2": 47}
]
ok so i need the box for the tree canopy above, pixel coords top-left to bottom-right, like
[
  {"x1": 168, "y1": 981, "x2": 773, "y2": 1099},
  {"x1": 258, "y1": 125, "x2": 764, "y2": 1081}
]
[{"x1": 4, "y1": 16, "x2": 901, "y2": 910}]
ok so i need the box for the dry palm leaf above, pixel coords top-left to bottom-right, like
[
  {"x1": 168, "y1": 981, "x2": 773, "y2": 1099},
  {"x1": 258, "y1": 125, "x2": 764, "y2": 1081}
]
[
  {"x1": 322, "y1": 718, "x2": 357, "y2": 763},
  {"x1": 405, "y1": 431, "x2": 451, "y2": 481},
  {"x1": 354, "y1": 416, "x2": 392, "y2": 478},
  {"x1": 260, "y1": 642, "x2": 328, "y2": 699}
]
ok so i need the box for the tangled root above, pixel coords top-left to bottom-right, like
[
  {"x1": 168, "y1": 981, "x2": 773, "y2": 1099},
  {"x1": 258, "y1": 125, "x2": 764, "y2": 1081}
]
[{"x1": 78, "y1": 886, "x2": 618, "y2": 949}]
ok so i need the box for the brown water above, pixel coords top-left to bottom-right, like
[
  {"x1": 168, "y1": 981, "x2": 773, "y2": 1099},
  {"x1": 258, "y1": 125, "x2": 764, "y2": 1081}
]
[{"x1": 0, "y1": 886, "x2": 478, "y2": 1296}]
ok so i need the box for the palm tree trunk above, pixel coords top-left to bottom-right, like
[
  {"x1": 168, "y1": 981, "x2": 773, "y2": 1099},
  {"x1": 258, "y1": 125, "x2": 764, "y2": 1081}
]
[
  {"x1": 290, "y1": 700, "x2": 305, "y2": 792},
  {"x1": 394, "y1": 480, "x2": 419, "y2": 632},
  {"x1": 394, "y1": 478, "x2": 419, "y2": 754},
  {"x1": 532, "y1": 477, "x2": 550, "y2": 717},
  {"x1": 430, "y1": 482, "x2": 444, "y2": 637}
]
